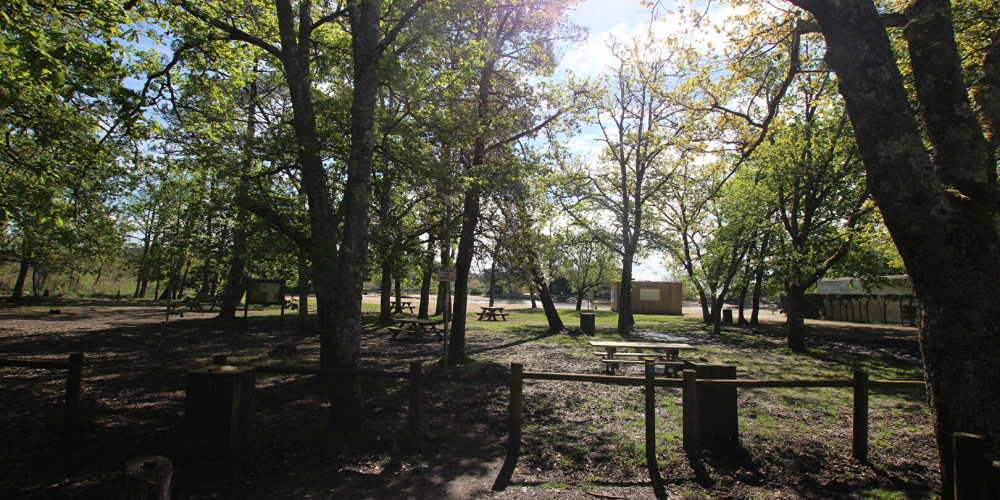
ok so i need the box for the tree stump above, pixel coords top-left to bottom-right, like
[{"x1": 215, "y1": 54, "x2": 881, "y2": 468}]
[
  {"x1": 122, "y1": 455, "x2": 172, "y2": 500},
  {"x1": 184, "y1": 365, "x2": 255, "y2": 460}
]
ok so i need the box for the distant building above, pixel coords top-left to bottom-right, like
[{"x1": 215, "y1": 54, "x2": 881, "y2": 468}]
[
  {"x1": 610, "y1": 281, "x2": 683, "y2": 315},
  {"x1": 814, "y1": 275, "x2": 917, "y2": 326},
  {"x1": 816, "y1": 275, "x2": 912, "y2": 295}
]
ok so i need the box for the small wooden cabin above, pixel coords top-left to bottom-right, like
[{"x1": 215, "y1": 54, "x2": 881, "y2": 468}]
[{"x1": 610, "y1": 281, "x2": 683, "y2": 315}]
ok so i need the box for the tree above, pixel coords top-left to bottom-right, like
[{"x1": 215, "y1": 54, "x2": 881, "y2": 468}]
[
  {"x1": 726, "y1": 0, "x2": 1000, "y2": 493},
  {"x1": 155, "y1": 0, "x2": 430, "y2": 428},
  {"x1": 430, "y1": 0, "x2": 583, "y2": 365},
  {"x1": 558, "y1": 230, "x2": 619, "y2": 310},
  {"x1": 1, "y1": 0, "x2": 141, "y2": 300},
  {"x1": 750, "y1": 75, "x2": 871, "y2": 351},
  {"x1": 561, "y1": 35, "x2": 688, "y2": 335}
]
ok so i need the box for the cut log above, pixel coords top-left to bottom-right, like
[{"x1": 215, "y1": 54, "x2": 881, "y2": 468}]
[{"x1": 122, "y1": 455, "x2": 172, "y2": 500}]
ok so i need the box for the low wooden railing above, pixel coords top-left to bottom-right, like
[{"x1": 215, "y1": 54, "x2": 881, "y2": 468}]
[
  {"x1": 211, "y1": 355, "x2": 424, "y2": 442},
  {"x1": 493, "y1": 362, "x2": 924, "y2": 491},
  {"x1": 0, "y1": 352, "x2": 84, "y2": 431}
]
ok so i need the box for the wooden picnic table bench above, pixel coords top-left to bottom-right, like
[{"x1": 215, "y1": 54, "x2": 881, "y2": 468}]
[
  {"x1": 589, "y1": 341, "x2": 697, "y2": 375},
  {"x1": 391, "y1": 300, "x2": 415, "y2": 314},
  {"x1": 391, "y1": 318, "x2": 444, "y2": 340},
  {"x1": 477, "y1": 306, "x2": 508, "y2": 321}
]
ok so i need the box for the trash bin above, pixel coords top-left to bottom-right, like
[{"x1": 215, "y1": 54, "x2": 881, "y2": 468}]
[
  {"x1": 580, "y1": 313, "x2": 595, "y2": 335},
  {"x1": 722, "y1": 309, "x2": 733, "y2": 324}
]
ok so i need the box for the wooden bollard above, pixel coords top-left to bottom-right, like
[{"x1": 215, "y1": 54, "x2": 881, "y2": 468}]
[
  {"x1": 492, "y1": 363, "x2": 524, "y2": 491},
  {"x1": 852, "y1": 370, "x2": 869, "y2": 462},
  {"x1": 644, "y1": 360, "x2": 657, "y2": 465},
  {"x1": 644, "y1": 360, "x2": 665, "y2": 496},
  {"x1": 123, "y1": 455, "x2": 172, "y2": 500},
  {"x1": 65, "y1": 352, "x2": 83, "y2": 432},
  {"x1": 953, "y1": 432, "x2": 988, "y2": 499},
  {"x1": 509, "y1": 363, "x2": 524, "y2": 460},
  {"x1": 407, "y1": 361, "x2": 423, "y2": 443},
  {"x1": 682, "y1": 369, "x2": 699, "y2": 452},
  {"x1": 184, "y1": 365, "x2": 255, "y2": 460}
]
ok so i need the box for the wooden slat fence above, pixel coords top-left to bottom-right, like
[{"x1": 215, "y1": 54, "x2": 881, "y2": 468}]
[{"x1": 0, "y1": 352, "x2": 84, "y2": 431}]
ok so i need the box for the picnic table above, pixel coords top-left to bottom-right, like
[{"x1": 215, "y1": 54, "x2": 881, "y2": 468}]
[
  {"x1": 477, "y1": 306, "x2": 509, "y2": 321},
  {"x1": 589, "y1": 341, "x2": 697, "y2": 375},
  {"x1": 391, "y1": 300, "x2": 415, "y2": 314},
  {"x1": 389, "y1": 318, "x2": 444, "y2": 340}
]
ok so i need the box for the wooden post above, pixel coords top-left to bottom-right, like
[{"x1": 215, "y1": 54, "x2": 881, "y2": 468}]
[
  {"x1": 407, "y1": 361, "x2": 423, "y2": 443},
  {"x1": 492, "y1": 363, "x2": 523, "y2": 491},
  {"x1": 644, "y1": 361, "x2": 665, "y2": 495},
  {"x1": 953, "y1": 432, "x2": 987, "y2": 499},
  {"x1": 65, "y1": 352, "x2": 83, "y2": 432},
  {"x1": 645, "y1": 361, "x2": 657, "y2": 461},
  {"x1": 123, "y1": 455, "x2": 172, "y2": 500},
  {"x1": 686, "y1": 362, "x2": 738, "y2": 441},
  {"x1": 683, "y1": 369, "x2": 699, "y2": 452},
  {"x1": 852, "y1": 370, "x2": 869, "y2": 462},
  {"x1": 184, "y1": 365, "x2": 255, "y2": 461},
  {"x1": 509, "y1": 363, "x2": 524, "y2": 460}
]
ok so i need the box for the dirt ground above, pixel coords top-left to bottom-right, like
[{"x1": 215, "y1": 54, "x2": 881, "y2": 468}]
[{"x1": 0, "y1": 297, "x2": 937, "y2": 499}]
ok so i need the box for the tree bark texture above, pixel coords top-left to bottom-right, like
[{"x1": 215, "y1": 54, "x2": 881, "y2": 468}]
[
  {"x1": 784, "y1": 284, "x2": 806, "y2": 352},
  {"x1": 448, "y1": 190, "x2": 480, "y2": 366},
  {"x1": 617, "y1": 253, "x2": 634, "y2": 335},
  {"x1": 786, "y1": 0, "x2": 1000, "y2": 495},
  {"x1": 10, "y1": 256, "x2": 28, "y2": 301},
  {"x1": 418, "y1": 241, "x2": 433, "y2": 319},
  {"x1": 379, "y1": 259, "x2": 393, "y2": 324}
]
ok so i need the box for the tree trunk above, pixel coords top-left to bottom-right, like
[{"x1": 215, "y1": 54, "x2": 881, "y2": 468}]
[
  {"x1": 529, "y1": 287, "x2": 537, "y2": 308},
  {"x1": 533, "y1": 274, "x2": 564, "y2": 333},
  {"x1": 698, "y1": 289, "x2": 711, "y2": 324},
  {"x1": 736, "y1": 284, "x2": 749, "y2": 326},
  {"x1": 448, "y1": 189, "x2": 480, "y2": 366},
  {"x1": 379, "y1": 259, "x2": 393, "y2": 324},
  {"x1": 575, "y1": 292, "x2": 583, "y2": 311},
  {"x1": 488, "y1": 255, "x2": 497, "y2": 307},
  {"x1": 217, "y1": 88, "x2": 255, "y2": 319},
  {"x1": 298, "y1": 249, "x2": 309, "y2": 332},
  {"x1": 710, "y1": 294, "x2": 723, "y2": 335},
  {"x1": 418, "y1": 241, "x2": 433, "y2": 319},
  {"x1": 30, "y1": 266, "x2": 40, "y2": 297},
  {"x1": 9, "y1": 257, "x2": 29, "y2": 301},
  {"x1": 217, "y1": 208, "x2": 248, "y2": 317},
  {"x1": 784, "y1": 284, "x2": 806, "y2": 352},
  {"x1": 436, "y1": 239, "x2": 447, "y2": 315},
  {"x1": 782, "y1": 0, "x2": 1000, "y2": 493},
  {"x1": 749, "y1": 252, "x2": 767, "y2": 326},
  {"x1": 617, "y1": 252, "x2": 635, "y2": 335}
]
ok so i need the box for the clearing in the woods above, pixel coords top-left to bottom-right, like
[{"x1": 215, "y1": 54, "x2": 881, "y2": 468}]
[{"x1": 0, "y1": 297, "x2": 936, "y2": 499}]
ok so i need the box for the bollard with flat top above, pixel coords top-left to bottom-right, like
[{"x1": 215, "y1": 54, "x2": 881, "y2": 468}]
[
  {"x1": 580, "y1": 313, "x2": 595, "y2": 335},
  {"x1": 123, "y1": 455, "x2": 172, "y2": 500},
  {"x1": 684, "y1": 361, "x2": 738, "y2": 442},
  {"x1": 184, "y1": 365, "x2": 255, "y2": 461}
]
